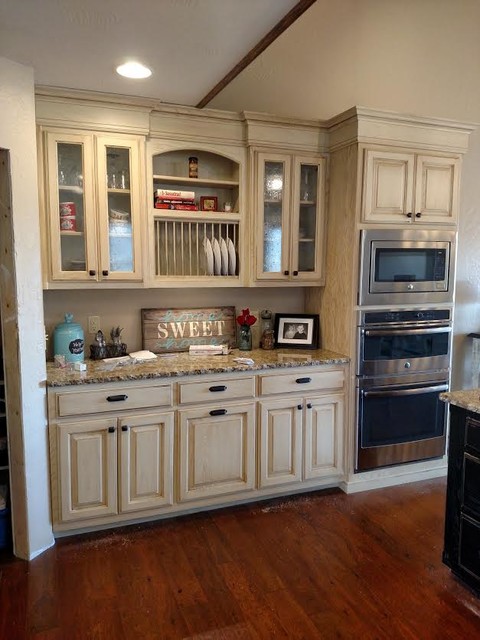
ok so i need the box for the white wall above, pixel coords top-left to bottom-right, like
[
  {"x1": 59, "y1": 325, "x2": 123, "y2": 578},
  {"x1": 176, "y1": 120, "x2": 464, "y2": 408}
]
[
  {"x1": 210, "y1": 0, "x2": 480, "y2": 389},
  {"x1": 0, "y1": 57, "x2": 54, "y2": 559}
]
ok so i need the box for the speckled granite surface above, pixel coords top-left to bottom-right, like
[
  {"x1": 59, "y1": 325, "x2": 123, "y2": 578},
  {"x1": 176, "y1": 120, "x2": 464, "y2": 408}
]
[
  {"x1": 440, "y1": 389, "x2": 480, "y2": 413},
  {"x1": 46, "y1": 348, "x2": 350, "y2": 387}
]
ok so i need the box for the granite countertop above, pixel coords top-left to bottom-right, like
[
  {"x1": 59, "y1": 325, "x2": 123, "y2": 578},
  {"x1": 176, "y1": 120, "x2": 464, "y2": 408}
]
[
  {"x1": 440, "y1": 389, "x2": 480, "y2": 413},
  {"x1": 46, "y1": 348, "x2": 350, "y2": 387}
]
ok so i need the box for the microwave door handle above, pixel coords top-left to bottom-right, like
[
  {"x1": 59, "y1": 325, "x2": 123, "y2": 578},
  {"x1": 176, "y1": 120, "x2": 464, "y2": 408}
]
[
  {"x1": 362, "y1": 384, "x2": 449, "y2": 398},
  {"x1": 363, "y1": 327, "x2": 452, "y2": 337}
]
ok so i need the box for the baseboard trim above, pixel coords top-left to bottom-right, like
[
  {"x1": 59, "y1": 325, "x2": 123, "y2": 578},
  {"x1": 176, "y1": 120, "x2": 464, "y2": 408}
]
[{"x1": 340, "y1": 462, "x2": 447, "y2": 494}]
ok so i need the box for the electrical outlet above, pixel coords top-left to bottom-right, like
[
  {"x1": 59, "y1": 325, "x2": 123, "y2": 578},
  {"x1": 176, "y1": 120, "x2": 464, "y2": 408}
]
[{"x1": 88, "y1": 316, "x2": 100, "y2": 334}]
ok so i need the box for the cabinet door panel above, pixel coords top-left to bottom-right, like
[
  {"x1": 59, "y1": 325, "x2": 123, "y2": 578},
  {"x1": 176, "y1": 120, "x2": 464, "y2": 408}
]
[
  {"x1": 304, "y1": 395, "x2": 344, "y2": 480},
  {"x1": 178, "y1": 403, "x2": 255, "y2": 502},
  {"x1": 362, "y1": 150, "x2": 415, "y2": 223},
  {"x1": 119, "y1": 412, "x2": 174, "y2": 512},
  {"x1": 259, "y1": 398, "x2": 302, "y2": 487},
  {"x1": 57, "y1": 418, "x2": 117, "y2": 522},
  {"x1": 415, "y1": 155, "x2": 459, "y2": 224}
]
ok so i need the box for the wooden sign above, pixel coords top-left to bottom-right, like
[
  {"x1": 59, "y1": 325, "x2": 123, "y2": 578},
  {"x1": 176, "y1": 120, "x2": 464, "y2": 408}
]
[{"x1": 142, "y1": 307, "x2": 237, "y2": 353}]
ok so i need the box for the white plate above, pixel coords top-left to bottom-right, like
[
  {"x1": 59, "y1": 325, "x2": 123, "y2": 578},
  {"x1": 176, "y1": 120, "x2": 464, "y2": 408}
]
[
  {"x1": 219, "y1": 238, "x2": 229, "y2": 275},
  {"x1": 203, "y1": 237, "x2": 214, "y2": 275},
  {"x1": 227, "y1": 238, "x2": 236, "y2": 276},
  {"x1": 211, "y1": 237, "x2": 222, "y2": 275}
]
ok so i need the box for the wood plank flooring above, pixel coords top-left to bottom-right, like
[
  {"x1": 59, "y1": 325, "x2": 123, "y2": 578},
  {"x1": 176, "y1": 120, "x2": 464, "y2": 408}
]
[{"x1": 1, "y1": 477, "x2": 480, "y2": 639}]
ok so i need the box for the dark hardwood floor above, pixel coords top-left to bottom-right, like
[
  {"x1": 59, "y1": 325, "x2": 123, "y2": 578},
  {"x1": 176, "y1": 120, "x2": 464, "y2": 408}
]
[{"x1": 1, "y1": 477, "x2": 480, "y2": 639}]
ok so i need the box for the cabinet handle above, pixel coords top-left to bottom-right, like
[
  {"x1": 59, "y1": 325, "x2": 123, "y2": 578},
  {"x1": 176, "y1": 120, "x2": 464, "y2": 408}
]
[
  {"x1": 106, "y1": 394, "x2": 128, "y2": 402},
  {"x1": 209, "y1": 409, "x2": 227, "y2": 416},
  {"x1": 415, "y1": 212, "x2": 422, "y2": 218},
  {"x1": 297, "y1": 404, "x2": 302, "y2": 410},
  {"x1": 102, "y1": 270, "x2": 109, "y2": 276},
  {"x1": 284, "y1": 270, "x2": 290, "y2": 276},
  {"x1": 121, "y1": 425, "x2": 129, "y2": 432},
  {"x1": 406, "y1": 212, "x2": 413, "y2": 218},
  {"x1": 89, "y1": 269, "x2": 96, "y2": 276},
  {"x1": 307, "y1": 403, "x2": 312, "y2": 409},
  {"x1": 108, "y1": 426, "x2": 115, "y2": 433},
  {"x1": 293, "y1": 270, "x2": 299, "y2": 276},
  {"x1": 296, "y1": 377, "x2": 312, "y2": 384},
  {"x1": 209, "y1": 385, "x2": 227, "y2": 392}
]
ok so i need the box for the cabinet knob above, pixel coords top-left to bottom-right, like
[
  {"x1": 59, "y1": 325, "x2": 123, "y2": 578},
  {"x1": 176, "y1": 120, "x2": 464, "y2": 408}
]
[
  {"x1": 210, "y1": 409, "x2": 227, "y2": 416},
  {"x1": 415, "y1": 212, "x2": 422, "y2": 218},
  {"x1": 406, "y1": 212, "x2": 413, "y2": 218},
  {"x1": 293, "y1": 270, "x2": 299, "y2": 276},
  {"x1": 297, "y1": 404, "x2": 303, "y2": 410},
  {"x1": 108, "y1": 426, "x2": 115, "y2": 433},
  {"x1": 284, "y1": 270, "x2": 290, "y2": 276},
  {"x1": 89, "y1": 269, "x2": 96, "y2": 276},
  {"x1": 121, "y1": 425, "x2": 129, "y2": 432},
  {"x1": 102, "y1": 270, "x2": 109, "y2": 276},
  {"x1": 307, "y1": 403, "x2": 312, "y2": 409}
]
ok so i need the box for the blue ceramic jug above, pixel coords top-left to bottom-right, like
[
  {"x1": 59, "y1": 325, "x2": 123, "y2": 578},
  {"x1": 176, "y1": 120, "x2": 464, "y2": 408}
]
[{"x1": 53, "y1": 313, "x2": 84, "y2": 363}]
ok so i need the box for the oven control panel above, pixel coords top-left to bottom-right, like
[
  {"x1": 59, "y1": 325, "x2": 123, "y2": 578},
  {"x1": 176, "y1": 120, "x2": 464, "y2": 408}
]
[{"x1": 362, "y1": 308, "x2": 451, "y2": 326}]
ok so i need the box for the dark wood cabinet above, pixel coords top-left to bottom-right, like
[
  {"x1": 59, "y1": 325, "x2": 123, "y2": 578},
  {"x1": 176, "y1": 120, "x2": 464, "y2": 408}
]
[{"x1": 443, "y1": 405, "x2": 480, "y2": 595}]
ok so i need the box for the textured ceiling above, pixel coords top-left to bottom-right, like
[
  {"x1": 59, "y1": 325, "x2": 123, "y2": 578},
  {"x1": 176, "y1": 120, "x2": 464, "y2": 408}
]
[{"x1": 0, "y1": 0, "x2": 301, "y2": 107}]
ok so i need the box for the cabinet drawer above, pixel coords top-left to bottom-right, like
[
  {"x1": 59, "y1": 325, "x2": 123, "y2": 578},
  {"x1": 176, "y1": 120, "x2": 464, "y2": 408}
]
[
  {"x1": 459, "y1": 516, "x2": 480, "y2": 582},
  {"x1": 178, "y1": 377, "x2": 255, "y2": 405},
  {"x1": 466, "y1": 417, "x2": 480, "y2": 456},
  {"x1": 259, "y1": 369, "x2": 344, "y2": 396},
  {"x1": 56, "y1": 383, "x2": 173, "y2": 417}
]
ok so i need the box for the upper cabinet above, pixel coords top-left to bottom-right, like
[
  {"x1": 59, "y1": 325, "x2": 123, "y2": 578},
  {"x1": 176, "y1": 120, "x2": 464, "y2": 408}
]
[
  {"x1": 39, "y1": 128, "x2": 145, "y2": 287},
  {"x1": 146, "y1": 143, "x2": 246, "y2": 286},
  {"x1": 362, "y1": 148, "x2": 460, "y2": 225},
  {"x1": 253, "y1": 150, "x2": 326, "y2": 285}
]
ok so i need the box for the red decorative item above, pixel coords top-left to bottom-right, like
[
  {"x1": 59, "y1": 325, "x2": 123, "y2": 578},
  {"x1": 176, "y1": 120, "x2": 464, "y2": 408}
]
[{"x1": 236, "y1": 308, "x2": 257, "y2": 327}]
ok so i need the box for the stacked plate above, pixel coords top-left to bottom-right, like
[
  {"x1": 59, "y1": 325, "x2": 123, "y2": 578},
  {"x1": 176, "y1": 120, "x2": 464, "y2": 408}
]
[{"x1": 203, "y1": 238, "x2": 236, "y2": 276}]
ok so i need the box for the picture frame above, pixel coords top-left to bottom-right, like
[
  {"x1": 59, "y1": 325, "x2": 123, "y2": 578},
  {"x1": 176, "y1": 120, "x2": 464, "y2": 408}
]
[
  {"x1": 274, "y1": 313, "x2": 319, "y2": 349},
  {"x1": 200, "y1": 196, "x2": 218, "y2": 212}
]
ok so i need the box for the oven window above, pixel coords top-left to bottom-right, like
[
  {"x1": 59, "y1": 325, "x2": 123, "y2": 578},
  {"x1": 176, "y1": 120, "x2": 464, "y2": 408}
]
[
  {"x1": 359, "y1": 385, "x2": 446, "y2": 447},
  {"x1": 374, "y1": 248, "x2": 445, "y2": 282},
  {"x1": 363, "y1": 331, "x2": 450, "y2": 361}
]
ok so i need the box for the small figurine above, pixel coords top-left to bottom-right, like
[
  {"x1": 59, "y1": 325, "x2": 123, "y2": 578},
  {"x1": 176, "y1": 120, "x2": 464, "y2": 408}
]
[
  {"x1": 110, "y1": 326, "x2": 123, "y2": 345},
  {"x1": 95, "y1": 330, "x2": 106, "y2": 347}
]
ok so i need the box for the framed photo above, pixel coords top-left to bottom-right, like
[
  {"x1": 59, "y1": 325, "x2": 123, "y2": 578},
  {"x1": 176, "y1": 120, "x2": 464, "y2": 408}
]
[
  {"x1": 200, "y1": 196, "x2": 218, "y2": 212},
  {"x1": 274, "y1": 313, "x2": 319, "y2": 349}
]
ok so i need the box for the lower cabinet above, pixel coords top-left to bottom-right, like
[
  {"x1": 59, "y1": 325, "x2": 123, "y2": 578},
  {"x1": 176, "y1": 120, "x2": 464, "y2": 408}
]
[
  {"x1": 178, "y1": 402, "x2": 256, "y2": 502},
  {"x1": 57, "y1": 412, "x2": 174, "y2": 523},
  {"x1": 259, "y1": 394, "x2": 344, "y2": 488}
]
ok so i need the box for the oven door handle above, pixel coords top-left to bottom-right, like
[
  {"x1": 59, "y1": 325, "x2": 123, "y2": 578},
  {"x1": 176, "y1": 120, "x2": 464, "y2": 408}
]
[
  {"x1": 363, "y1": 327, "x2": 451, "y2": 337},
  {"x1": 362, "y1": 384, "x2": 449, "y2": 398}
]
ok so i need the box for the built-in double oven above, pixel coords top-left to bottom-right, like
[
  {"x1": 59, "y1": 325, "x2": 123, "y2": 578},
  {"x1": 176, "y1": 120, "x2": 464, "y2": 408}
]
[{"x1": 356, "y1": 305, "x2": 454, "y2": 476}]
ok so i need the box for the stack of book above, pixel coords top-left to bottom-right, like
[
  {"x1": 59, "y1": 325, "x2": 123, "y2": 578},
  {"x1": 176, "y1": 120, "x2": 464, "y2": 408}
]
[{"x1": 154, "y1": 189, "x2": 198, "y2": 211}]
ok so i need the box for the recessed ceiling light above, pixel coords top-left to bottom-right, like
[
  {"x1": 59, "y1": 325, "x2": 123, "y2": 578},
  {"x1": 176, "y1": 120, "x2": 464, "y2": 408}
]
[{"x1": 116, "y1": 61, "x2": 152, "y2": 79}]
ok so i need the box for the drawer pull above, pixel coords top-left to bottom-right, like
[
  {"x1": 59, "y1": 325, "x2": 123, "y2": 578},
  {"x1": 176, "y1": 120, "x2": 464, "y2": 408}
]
[
  {"x1": 121, "y1": 425, "x2": 129, "y2": 432},
  {"x1": 209, "y1": 385, "x2": 227, "y2": 392},
  {"x1": 296, "y1": 377, "x2": 312, "y2": 384},
  {"x1": 106, "y1": 394, "x2": 128, "y2": 402},
  {"x1": 108, "y1": 426, "x2": 115, "y2": 433},
  {"x1": 209, "y1": 409, "x2": 227, "y2": 416}
]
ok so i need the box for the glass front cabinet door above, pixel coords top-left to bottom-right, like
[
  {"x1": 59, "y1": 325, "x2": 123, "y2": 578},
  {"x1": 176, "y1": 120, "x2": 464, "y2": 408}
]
[
  {"x1": 255, "y1": 151, "x2": 326, "y2": 284},
  {"x1": 42, "y1": 130, "x2": 143, "y2": 285}
]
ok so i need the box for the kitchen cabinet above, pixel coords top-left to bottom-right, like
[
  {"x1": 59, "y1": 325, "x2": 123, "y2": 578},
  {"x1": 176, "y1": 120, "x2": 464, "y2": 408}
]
[
  {"x1": 258, "y1": 370, "x2": 345, "y2": 488},
  {"x1": 40, "y1": 128, "x2": 145, "y2": 286},
  {"x1": 56, "y1": 412, "x2": 174, "y2": 523},
  {"x1": 362, "y1": 148, "x2": 460, "y2": 225},
  {"x1": 443, "y1": 405, "x2": 480, "y2": 596},
  {"x1": 178, "y1": 402, "x2": 256, "y2": 502},
  {"x1": 253, "y1": 151, "x2": 326, "y2": 284},
  {"x1": 147, "y1": 144, "x2": 245, "y2": 286}
]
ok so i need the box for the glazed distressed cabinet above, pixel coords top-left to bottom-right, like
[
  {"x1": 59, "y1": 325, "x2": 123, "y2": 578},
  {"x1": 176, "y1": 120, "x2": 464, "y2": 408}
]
[
  {"x1": 40, "y1": 128, "x2": 144, "y2": 285},
  {"x1": 56, "y1": 412, "x2": 174, "y2": 523},
  {"x1": 254, "y1": 150, "x2": 326, "y2": 284},
  {"x1": 362, "y1": 148, "x2": 460, "y2": 225}
]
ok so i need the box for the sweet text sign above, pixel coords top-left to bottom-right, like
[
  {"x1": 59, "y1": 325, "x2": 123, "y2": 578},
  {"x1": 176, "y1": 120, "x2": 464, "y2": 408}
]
[{"x1": 142, "y1": 307, "x2": 237, "y2": 353}]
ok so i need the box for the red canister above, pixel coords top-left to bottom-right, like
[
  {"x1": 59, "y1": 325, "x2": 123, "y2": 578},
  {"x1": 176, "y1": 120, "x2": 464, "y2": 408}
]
[
  {"x1": 60, "y1": 216, "x2": 76, "y2": 231},
  {"x1": 59, "y1": 202, "x2": 76, "y2": 217}
]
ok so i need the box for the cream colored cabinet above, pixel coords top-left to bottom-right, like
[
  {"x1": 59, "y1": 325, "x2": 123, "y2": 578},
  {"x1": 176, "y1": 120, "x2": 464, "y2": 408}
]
[
  {"x1": 40, "y1": 128, "x2": 144, "y2": 285},
  {"x1": 56, "y1": 411, "x2": 174, "y2": 524},
  {"x1": 304, "y1": 394, "x2": 344, "y2": 480},
  {"x1": 362, "y1": 149, "x2": 460, "y2": 225},
  {"x1": 254, "y1": 150, "x2": 326, "y2": 284},
  {"x1": 178, "y1": 402, "x2": 256, "y2": 502},
  {"x1": 147, "y1": 144, "x2": 245, "y2": 286}
]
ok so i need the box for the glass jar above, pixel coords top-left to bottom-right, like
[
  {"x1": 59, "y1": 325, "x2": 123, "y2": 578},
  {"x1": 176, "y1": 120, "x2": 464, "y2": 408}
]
[{"x1": 238, "y1": 325, "x2": 252, "y2": 351}]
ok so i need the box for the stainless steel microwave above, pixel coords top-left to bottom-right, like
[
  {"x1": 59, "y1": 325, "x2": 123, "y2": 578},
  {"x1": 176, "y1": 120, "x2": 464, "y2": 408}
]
[{"x1": 358, "y1": 229, "x2": 456, "y2": 306}]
